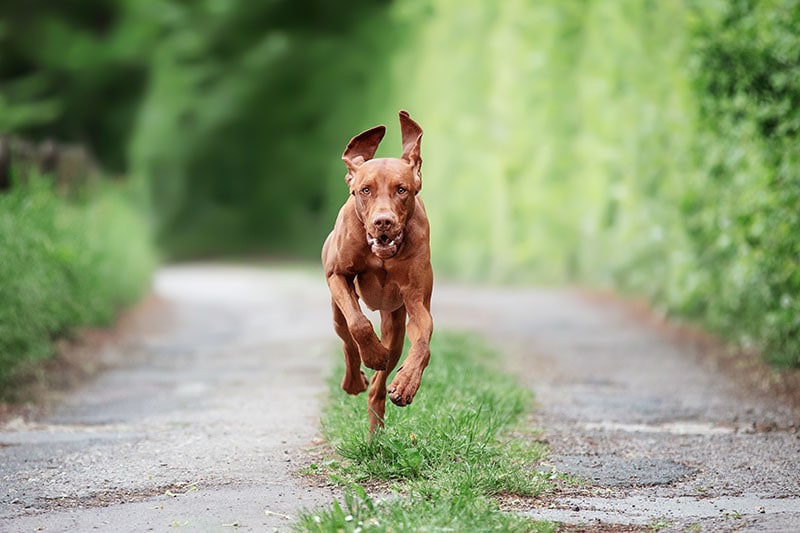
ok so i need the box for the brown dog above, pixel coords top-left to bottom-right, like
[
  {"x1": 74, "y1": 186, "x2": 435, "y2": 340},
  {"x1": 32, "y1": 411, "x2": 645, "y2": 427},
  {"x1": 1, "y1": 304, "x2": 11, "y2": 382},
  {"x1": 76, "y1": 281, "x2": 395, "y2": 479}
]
[{"x1": 322, "y1": 110, "x2": 433, "y2": 432}]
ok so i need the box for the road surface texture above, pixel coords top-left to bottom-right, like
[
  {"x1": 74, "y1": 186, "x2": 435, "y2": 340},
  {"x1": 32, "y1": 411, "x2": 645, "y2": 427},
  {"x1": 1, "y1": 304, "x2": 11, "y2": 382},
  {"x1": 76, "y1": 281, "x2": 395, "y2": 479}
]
[
  {"x1": 434, "y1": 285, "x2": 800, "y2": 532},
  {"x1": 1, "y1": 265, "x2": 339, "y2": 531},
  {"x1": 2, "y1": 264, "x2": 799, "y2": 532}
]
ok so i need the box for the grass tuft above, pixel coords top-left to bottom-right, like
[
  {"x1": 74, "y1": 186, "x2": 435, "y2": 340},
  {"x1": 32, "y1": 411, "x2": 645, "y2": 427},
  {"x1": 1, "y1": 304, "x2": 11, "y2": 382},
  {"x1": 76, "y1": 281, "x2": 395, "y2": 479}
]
[{"x1": 296, "y1": 331, "x2": 554, "y2": 532}]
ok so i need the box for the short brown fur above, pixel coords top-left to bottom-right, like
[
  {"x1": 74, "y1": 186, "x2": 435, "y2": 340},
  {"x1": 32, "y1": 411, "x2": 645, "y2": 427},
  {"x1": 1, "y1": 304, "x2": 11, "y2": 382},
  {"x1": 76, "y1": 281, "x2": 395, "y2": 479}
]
[{"x1": 322, "y1": 111, "x2": 433, "y2": 432}]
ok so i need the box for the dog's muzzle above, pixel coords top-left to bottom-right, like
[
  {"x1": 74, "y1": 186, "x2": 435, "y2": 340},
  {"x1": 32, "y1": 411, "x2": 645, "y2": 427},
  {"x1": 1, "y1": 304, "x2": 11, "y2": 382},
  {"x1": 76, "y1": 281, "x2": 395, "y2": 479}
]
[{"x1": 367, "y1": 231, "x2": 403, "y2": 259}]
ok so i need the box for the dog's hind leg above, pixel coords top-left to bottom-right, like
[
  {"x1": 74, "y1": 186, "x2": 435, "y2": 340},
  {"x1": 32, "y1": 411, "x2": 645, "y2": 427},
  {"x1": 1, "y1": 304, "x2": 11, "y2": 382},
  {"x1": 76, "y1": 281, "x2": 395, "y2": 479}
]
[
  {"x1": 333, "y1": 300, "x2": 369, "y2": 395},
  {"x1": 368, "y1": 305, "x2": 406, "y2": 432}
]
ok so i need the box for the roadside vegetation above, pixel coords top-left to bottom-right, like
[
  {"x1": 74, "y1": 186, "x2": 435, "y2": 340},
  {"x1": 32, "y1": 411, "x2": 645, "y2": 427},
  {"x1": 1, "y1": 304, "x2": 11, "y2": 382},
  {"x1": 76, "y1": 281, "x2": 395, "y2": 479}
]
[
  {"x1": 3, "y1": 1, "x2": 799, "y2": 368},
  {"x1": 295, "y1": 332, "x2": 554, "y2": 532},
  {"x1": 374, "y1": 1, "x2": 800, "y2": 367},
  {"x1": 0, "y1": 173, "x2": 155, "y2": 390}
]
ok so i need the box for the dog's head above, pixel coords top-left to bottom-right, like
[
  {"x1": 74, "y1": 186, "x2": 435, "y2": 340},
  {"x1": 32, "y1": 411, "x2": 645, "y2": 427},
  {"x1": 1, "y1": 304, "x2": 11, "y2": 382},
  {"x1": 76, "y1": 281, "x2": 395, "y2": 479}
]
[{"x1": 342, "y1": 110, "x2": 423, "y2": 260}]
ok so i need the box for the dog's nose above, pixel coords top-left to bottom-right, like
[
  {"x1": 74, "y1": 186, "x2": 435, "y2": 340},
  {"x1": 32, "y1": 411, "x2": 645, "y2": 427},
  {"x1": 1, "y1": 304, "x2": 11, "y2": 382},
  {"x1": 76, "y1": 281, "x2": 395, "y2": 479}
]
[{"x1": 373, "y1": 215, "x2": 395, "y2": 232}]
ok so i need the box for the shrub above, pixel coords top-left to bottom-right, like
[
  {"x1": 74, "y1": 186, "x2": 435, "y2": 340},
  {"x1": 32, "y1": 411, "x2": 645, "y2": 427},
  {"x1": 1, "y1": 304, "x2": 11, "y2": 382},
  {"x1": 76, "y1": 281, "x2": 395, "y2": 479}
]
[
  {"x1": 0, "y1": 174, "x2": 156, "y2": 384},
  {"x1": 683, "y1": 0, "x2": 800, "y2": 366}
]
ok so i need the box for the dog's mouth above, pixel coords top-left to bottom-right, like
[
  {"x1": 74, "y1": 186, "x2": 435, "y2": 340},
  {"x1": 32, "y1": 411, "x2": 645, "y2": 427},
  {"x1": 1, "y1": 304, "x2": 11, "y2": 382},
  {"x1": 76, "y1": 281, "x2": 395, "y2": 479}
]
[{"x1": 367, "y1": 231, "x2": 404, "y2": 259}]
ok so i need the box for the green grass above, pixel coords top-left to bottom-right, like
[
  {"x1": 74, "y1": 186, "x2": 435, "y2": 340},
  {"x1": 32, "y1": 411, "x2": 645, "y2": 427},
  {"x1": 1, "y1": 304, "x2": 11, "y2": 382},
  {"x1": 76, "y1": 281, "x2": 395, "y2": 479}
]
[
  {"x1": 295, "y1": 332, "x2": 554, "y2": 532},
  {"x1": 0, "y1": 173, "x2": 156, "y2": 388}
]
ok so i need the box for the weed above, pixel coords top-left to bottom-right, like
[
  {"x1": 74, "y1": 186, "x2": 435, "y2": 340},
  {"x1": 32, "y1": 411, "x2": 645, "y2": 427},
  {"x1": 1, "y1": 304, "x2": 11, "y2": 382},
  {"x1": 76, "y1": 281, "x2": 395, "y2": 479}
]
[{"x1": 648, "y1": 517, "x2": 672, "y2": 531}]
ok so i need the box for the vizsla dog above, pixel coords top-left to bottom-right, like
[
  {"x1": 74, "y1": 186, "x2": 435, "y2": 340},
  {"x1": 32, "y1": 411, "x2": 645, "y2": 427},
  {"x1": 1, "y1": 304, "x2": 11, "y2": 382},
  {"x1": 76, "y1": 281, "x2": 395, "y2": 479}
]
[{"x1": 322, "y1": 110, "x2": 433, "y2": 432}]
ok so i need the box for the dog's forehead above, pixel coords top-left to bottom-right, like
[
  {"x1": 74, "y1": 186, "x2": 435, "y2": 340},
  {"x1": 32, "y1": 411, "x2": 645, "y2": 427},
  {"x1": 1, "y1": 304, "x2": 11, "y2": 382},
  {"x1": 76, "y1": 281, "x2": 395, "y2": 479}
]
[{"x1": 358, "y1": 158, "x2": 411, "y2": 181}]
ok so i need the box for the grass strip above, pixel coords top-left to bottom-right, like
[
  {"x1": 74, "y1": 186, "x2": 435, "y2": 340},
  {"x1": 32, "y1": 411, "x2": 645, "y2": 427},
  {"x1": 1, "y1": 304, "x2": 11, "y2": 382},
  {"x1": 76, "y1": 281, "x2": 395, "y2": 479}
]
[{"x1": 295, "y1": 331, "x2": 554, "y2": 532}]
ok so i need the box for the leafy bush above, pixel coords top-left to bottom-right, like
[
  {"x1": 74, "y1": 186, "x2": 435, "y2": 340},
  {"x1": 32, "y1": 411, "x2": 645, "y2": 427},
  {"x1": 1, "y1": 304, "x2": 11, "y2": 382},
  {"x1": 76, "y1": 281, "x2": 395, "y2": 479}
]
[
  {"x1": 682, "y1": 0, "x2": 800, "y2": 366},
  {"x1": 0, "y1": 175, "x2": 156, "y2": 384}
]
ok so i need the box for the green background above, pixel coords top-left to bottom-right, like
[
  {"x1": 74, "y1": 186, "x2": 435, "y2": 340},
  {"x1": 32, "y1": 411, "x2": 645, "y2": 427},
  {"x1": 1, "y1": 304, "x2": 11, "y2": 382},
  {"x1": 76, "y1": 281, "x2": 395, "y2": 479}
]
[{"x1": 1, "y1": 0, "x2": 798, "y2": 368}]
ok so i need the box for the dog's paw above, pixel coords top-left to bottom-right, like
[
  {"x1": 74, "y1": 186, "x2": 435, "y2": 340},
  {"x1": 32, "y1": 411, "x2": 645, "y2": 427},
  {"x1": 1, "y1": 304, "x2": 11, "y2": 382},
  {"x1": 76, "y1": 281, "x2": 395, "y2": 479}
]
[
  {"x1": 351, "y1": 321, "x2": 389, "y2": 370},
  {"x1": 342, "y1": 369, "x2": 369, "y2": 395},
  {"x1": 360, "y1": 346, "x2": 389, "y2": 371},
  {"x1": 387, "y1": 368, "x2": 420, "y2": 407}
]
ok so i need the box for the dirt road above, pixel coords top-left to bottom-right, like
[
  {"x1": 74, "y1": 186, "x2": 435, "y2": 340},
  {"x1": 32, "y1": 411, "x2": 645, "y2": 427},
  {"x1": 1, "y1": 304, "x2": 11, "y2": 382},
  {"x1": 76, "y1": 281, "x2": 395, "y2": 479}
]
[
  {"x1": 435, "y1": 285, "x2": 800, "y2": 531},
  {"x1": 1, "y1": 265, "x2": 339, "y2": 531},
  {"x1": 2, "y1": 265, "x2": 799, "y2": 531}
]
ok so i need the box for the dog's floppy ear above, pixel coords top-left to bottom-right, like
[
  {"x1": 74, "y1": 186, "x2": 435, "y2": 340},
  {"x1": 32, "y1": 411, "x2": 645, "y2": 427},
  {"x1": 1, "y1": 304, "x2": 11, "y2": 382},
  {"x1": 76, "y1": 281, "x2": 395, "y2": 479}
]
[
  {"x1": 399, "y1": 110, "x2": 423, "y2": 192},
  {"x1": 342, "y1": 125, "x2": 386, "y2": 187}
]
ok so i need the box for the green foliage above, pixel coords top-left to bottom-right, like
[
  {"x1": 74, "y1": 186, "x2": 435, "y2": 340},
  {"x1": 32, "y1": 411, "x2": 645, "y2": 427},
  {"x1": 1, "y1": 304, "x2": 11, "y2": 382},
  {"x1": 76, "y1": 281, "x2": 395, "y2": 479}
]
[
  {"x1": 379, "y1": 0, "x2": 697, "y2": 286},
  {"x1": 294, "y1": 483, "x2": 554, "y2": 533},
  {"x1": 683, "y1": 0, "x2": 800, "y2": 366},
  {"x1": 0, "y1": 174, "x2": 156, "y2": 385},
  {"x1": 364, "y1": 0, "x2": 800, "y2": 366},
  {"x1": 128, "y1": 0, "x2": 396, "y2": 257},
  {"x1": 3, "y1": 1, "x2": 799, "y2": 366},
  {"x1": 0, "y1": 0, "x2": 159, "y2": 171},
  {"x1": 296, "y1": 332, "x2": 552, "y2": 532}
]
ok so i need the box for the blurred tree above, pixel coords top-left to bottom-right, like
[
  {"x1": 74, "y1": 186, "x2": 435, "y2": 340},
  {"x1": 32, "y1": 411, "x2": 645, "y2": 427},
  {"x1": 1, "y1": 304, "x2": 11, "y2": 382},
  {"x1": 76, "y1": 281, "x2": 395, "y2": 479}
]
[
  {"x1": 0, "y1": 0, "x2": 160, "y2": 171},
  {"x1": 128, "y1": 0, "x2": 394, "y2": 255},
  {"x1": 1, "y1": 0, "x2": 393, "y2": 254}
]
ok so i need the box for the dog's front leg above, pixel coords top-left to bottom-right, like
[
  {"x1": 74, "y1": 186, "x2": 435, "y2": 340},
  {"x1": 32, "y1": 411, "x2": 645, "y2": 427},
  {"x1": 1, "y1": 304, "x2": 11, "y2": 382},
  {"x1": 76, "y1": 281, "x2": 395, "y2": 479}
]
[
  {"x1": 388, "y1": 285, "x2": 433, "y2": 406},
  {"x1": 327, "y1": 273, "x2": 389, "y2": 371}
]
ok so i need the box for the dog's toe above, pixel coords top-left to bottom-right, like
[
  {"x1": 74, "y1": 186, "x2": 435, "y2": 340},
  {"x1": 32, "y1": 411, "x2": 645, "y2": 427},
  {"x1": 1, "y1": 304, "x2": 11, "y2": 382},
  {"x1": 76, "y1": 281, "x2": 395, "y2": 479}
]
[
  {"x1": 388, "y1": 368, "x2": 420, "y2": 407},
  {"x1": 388, "y1": 389, "x2": 414, "y2": 407}
]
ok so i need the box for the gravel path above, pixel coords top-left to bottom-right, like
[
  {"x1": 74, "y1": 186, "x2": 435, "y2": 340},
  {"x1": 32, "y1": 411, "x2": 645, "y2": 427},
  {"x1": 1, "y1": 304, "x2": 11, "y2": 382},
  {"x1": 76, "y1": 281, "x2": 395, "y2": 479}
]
[
  {"x1": 2, "y1": 265, "x2": 798, "y2": 532},
  {"x1": 434, "y1": 285, "x2": 800, "y2": 532},
  {"x1": 1, "y1": 265, "x2": 338, "y2": 532}
]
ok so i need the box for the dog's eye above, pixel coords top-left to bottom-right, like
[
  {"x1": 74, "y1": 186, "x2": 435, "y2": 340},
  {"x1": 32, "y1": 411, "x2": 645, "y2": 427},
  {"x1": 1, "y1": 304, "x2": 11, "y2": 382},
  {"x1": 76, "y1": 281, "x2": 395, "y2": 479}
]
[
  {"x1": 360, "y1": 187, "x2": 370, "y2": 195},
  {"x1": 397, "y1": 186, "x2": 407, "y2": 195}
]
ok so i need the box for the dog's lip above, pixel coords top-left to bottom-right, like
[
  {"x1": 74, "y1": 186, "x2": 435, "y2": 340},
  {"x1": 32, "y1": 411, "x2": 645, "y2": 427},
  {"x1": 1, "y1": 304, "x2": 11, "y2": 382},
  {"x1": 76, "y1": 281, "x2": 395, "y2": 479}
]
[
  {"x1": 367, "y1": 231, "x2": 403, "y2": 246},
  {"x1": 366, "y1": 231, "x2": 403, "y2": 257}
]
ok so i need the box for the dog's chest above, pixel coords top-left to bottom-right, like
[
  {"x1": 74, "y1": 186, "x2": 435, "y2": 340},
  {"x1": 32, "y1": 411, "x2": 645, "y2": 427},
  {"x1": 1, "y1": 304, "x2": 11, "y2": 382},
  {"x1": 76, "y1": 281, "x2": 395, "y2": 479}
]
[{"x1": 354, "y1": 266, "x2": 403, "y2": 312}]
